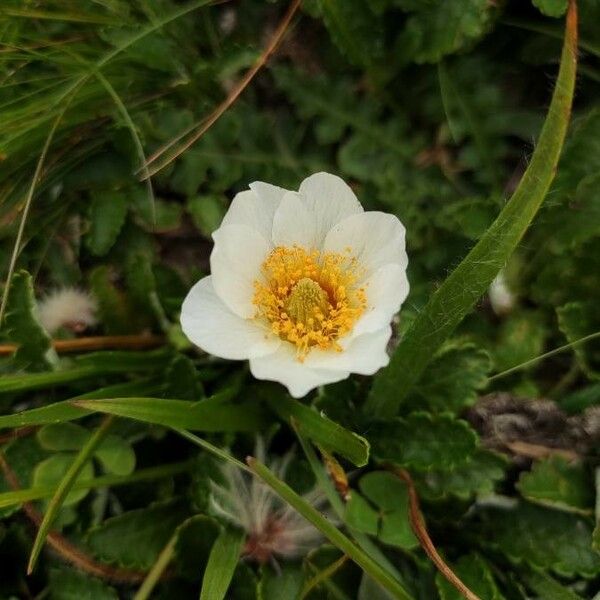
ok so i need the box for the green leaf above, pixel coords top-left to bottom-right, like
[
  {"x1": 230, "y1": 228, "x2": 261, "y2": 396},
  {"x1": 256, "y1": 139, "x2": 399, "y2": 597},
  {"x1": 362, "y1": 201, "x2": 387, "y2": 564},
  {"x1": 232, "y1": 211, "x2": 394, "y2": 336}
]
[
  {"x1": 413, "y1": 449, "x2": 507, "y2": 501},
  {"x1": 174, "y1": 515, "x2": 221, "y2": 581},
  {"x1": 4, "y1": 270, "x2": 56, "y2": 371},
  {"x1": 370, "y1": 413, "x2": 478, "y2": 471},
  {"x1": 481, "y1": 502, "x2": 600, "y2": 578},
  {"x1": 73, "y1": 397, "x2": 267, "y2": 432},
  {"x1": 345, "y1": 493, "x2": 379, "y2": 536},
  {"x1": 517, "y1": 456, "x2": 593, "y2": 515},
  {"x1": 522, "y1": 569, "x2": 584, "y2": 600},
  {"x1": 264, "y1": 393, "x2": 369, "y2": 467},
  {"x1": 49, "y1": 567, "x2": 118, "y2": 600},
  {"x1": 396, "y1": 0, "x2": 496, "y2": 64},
  {"x1": 29, "y1": 418, "x2": 114, "y2": 573},
  {"x1": 258, "y1": 564, "x2": 304, "y2": 600},
  {"x1": 163, "y1": 354, "x2": 205, "y2": 400},
  {"x1": 406, "y1": 341, "x2": 491, "y2": 412},
  {"x1": 248, "y1": 458, "x2": 413, "y2": 600},
  {"x1": 436, "y1": 554, "x2": 504, "y2": 600},
  {"x1": 200, "y1": 527, "x2": 244, "y2": 600},
  {"x1": 187, "y1": 195, "x2": 227, "y2": 237},
  {"x1": 86, "y1": 500, "x2": 189, "y2": 569},
  {"x1": 532, "y1": 0, "x2": 568, "y2": 18},
  {"x1": 557, "y1": 301, "x2": 600, "y2": 379},
  {"x1": 317, "y1": 0, "x2": 383, "y2": 67},
  {"x1": 352, "y1": 472, "x2": 418, "y2": 550},
  {"x1": 32, "y1": 454, "x2": 95, "y2": 507},
  {"x1": 367, "y1": 4, "x2": 578, "y2": 417},
  {"x1": 37, "y1": 423, "x2": 90, "y2": 451},
  {"x1": 85, "y1": 190, "x2": 128, "y2": 256},
  {"x1": 89, "y1": 265, "x2": 133, "y2": 334},
  {"x1": 131, "y1": 193, "x2": 182, "y2": 232}
]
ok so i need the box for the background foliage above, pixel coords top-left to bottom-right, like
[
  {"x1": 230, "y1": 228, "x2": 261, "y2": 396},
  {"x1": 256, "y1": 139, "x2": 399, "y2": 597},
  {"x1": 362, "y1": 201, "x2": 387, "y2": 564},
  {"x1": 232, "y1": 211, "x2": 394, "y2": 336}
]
[{"x1": 0, "y1": 0, "x2": 599, "y2": 598}]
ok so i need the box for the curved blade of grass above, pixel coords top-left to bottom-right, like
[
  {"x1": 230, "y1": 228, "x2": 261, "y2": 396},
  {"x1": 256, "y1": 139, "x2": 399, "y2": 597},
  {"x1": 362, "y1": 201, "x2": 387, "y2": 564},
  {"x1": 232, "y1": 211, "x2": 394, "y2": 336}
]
[
  {"x1": 0, "y1": 460, "x2": 192, "y2": 510},
  {"x1": 133, "y1": 534, "x2": 178, "y2": 600},
  {"x1": 73, "y1": 397, "x2": 267, "y2": 432},
  {"x1": 199, "y1": 527, "x2": 244, "y2": 600},
  {"x1": 247, "y1": 458, "x2": 413, "y2": 600},
  {"x1": 265, "y1": 395, "x2": 369, "y2": 467},
  {"x1": 366, "y1": 1, "x2": 578, "y2": 418},
  {"x1": 27, "y1": 415, "x2": 114, "y2": 574}
]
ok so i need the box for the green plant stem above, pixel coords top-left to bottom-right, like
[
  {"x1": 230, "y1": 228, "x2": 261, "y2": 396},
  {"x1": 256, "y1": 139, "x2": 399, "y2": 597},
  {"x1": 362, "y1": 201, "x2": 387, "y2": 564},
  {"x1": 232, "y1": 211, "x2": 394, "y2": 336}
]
[
  {"x1": 247, "y1": 457, "x2": 413, "y2": 600},
  {"x1": 301, "y1": 554, "x2": 349, "y2": 599},
  {"x1": 27, "y1": 416, "x2": 115, "y2": 574}
]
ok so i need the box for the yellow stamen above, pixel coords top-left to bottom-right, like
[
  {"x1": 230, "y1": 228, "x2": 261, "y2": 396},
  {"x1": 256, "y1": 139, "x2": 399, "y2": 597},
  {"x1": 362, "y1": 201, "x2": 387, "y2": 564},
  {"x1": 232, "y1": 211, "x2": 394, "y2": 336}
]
[{"x1": 253, "y1": 246, "x2": 367, "y2": 360}]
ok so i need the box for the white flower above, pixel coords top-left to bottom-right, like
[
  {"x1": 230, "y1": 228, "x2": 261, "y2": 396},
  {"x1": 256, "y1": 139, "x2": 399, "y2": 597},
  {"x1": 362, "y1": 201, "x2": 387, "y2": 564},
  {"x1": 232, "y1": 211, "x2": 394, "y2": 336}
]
[
  {"x1": 181, "y1": 172, "x2": 409, "y2": 397},
  {"x1": 38, "y1": 288, "x2": 98, "y2": 334},
  {"x1": 210, "y1": 440, "x2": 323, "y2": 563}
]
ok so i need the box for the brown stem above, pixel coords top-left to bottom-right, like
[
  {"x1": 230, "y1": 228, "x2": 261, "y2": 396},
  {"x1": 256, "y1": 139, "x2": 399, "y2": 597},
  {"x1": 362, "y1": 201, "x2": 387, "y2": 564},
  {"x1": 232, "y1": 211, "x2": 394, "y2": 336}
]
[
  {"x1": 0, "y1": 334, "x2": 164, "y2": 356},
  {"x1": 140, "y1": 0, "x2": 302, "y2": 178},
  {"x1": 0, "y1": 426, "x2": 38, "y2": 445},
  {"x1": 0, "y1": 452, "x2": 147, "y2": 584},
  {"x1": 388, "y1": 466, "x2": 482, "y2": 600}
]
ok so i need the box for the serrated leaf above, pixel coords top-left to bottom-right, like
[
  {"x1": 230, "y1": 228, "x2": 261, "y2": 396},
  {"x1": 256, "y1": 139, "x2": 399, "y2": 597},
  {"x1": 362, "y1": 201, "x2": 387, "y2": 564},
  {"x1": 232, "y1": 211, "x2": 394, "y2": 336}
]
[
  {"x1": 396, "y1": 0, "x2": 496, "y2": 64},
  {"x1": 164, "y1": 354, "x2": 205, "y2": 400},
  {"x1": 48, "y1": 567, "x2": 118, "y2": 600},
  {"x1": 407, "y1": 341, "x2": 491, "y2": 412},
  {"x1": 517, "y1": 456, "x2": 593, "y2": 515},
  {"x1": 557, "y1": 301, "x2": 600, "y2": 379},
  {"x1": 481, "y1": 502, "x2": 600, "y2": 578},
  {"x1": 86, "y1": 500, "x2": 189, "y2": 568},
  {"x1": 258, "y1": 564, "x2": 304, "y2": 600},
  {"x1": 85, "y1": 190, "x2": 128, "y2": 256},
  {"x1": 370, "y1": 413, "x2": 478, "y2": 471},
  {"x1": 131, "y1": 192, "x2": 182, "y2": 232},
  {"x1": 413, "y1": 449, "x2": 507, "y2": 501},
  {"x1": 522, "y1": 569, "x2": 584, "y2": 600},
  {"x1": 4, "y1": 270, "x2": 56, "y2": 371},
  {"x1": 436, "y1": 554, "x2": 504, "y2": 600},
  {"x1": 367, "y1": 5, "x2": 578, "y2": 416}
]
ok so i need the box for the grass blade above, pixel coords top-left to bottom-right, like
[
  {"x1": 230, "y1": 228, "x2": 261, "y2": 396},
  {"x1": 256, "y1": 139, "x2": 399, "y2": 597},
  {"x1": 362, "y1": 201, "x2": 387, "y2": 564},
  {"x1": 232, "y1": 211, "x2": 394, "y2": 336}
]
[
  {"x1": 366, "y1": 1, "x2": 578, "y2": 417},
  {"x1": 247, "y1": 457, "x2": 414, "y2": 600},
  {"x1": 266, "y1": 395, "x2": 369, "y2": 467},
  {"x1": 199, "y1": 527, "x2": 244, "y2": 600},
  {"x1": 27, "y1": 416, "x2": 114, "y2": 574},
  {"x1": 73, "y1": 397, "x2": 267, "y2": 432}
]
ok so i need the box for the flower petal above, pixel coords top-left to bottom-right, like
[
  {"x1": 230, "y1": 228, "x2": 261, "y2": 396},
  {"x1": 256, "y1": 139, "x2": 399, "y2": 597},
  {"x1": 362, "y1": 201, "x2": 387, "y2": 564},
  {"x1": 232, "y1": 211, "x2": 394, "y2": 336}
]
[
  {"x1": 181, "y1": 276, "x2": 280, "y2": 360},
  {"x1": 211, "y1": 224, "x2": 271, "y2": 318},
  {"x1": 352, "y1": 263, "x2": 409, "y2": 337},
  {"x1": 220, "y1": 185, "x2": 285, "y2": 241},
  {"x1": 272, "y1": 192, "x2": 318, "y2": 248},
  {"x1": 249, "y1": 345, "x2": 349, "y2": 398},
  {"x1": 298, "y1": 172, "x2": 363, "y2": 247},
  {"x1": 304, "y1": 326, "x2": 392, "y2": 375},
  {"x1": 324, "y1": 211, "x2": 407, "y2": 276}
]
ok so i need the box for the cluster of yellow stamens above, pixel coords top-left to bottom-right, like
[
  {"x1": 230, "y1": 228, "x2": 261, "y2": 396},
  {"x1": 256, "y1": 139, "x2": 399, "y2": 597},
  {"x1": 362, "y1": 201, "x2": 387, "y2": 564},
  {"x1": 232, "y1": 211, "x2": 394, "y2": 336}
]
[{"x1": 253, "y1": 246, "x2": 367, "y2": 360}]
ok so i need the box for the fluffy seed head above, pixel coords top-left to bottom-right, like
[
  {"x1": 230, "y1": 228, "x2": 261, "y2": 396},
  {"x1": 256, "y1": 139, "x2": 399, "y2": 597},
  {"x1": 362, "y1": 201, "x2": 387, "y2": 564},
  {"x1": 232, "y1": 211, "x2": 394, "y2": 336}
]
[
  {"x1": 38, "y1": 288, "x2": 98, "y2": 334},
  {"x1": 209, "y1": 440, "x2": 323, "y2": 564}
]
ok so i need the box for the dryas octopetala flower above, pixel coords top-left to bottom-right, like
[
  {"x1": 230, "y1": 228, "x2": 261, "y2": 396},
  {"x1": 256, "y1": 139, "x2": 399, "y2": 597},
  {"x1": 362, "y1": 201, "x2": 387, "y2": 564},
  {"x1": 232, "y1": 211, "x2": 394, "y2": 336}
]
[
  {"x1": 38, "y1": 288, "x2": 98, "y2": 334},
  {"x1": 210, "y1": 440, "x2": 323, "y2": 564},
  {"x1": 181, "y1": 172, "x2": 409, "y2": 397}
]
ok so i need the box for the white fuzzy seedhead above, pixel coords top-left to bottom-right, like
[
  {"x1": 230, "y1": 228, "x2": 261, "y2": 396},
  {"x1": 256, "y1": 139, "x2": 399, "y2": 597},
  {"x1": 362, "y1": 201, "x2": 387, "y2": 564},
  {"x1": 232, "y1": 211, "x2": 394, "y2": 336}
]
[
  {"x1": 38, "y1": 288, "x2": 98, "y2": 334},
  {"x1": 210, "y1": 440, "x2": 323, "y2": 564}
]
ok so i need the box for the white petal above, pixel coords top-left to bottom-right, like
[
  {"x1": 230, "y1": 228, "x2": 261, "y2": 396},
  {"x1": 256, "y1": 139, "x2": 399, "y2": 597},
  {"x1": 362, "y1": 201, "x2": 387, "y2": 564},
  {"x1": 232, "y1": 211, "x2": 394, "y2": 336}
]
[
  {"x1": 211, "y1": 224, "x2": 270, "y2": 318},
  {"x1": 249, "y1": 345, "x2": 349, "y2": 398},
  {"x1": 298, "y1": 172, "x2": 363, "y2": 247},
  {"x1": 181, "y1": 276, "x2": 280, "y2": 360},
  {"x1": 352, "y1": 263, "x2": 409, "y2": 337},
  {"x1": 304, "y1": 327, "x2": 392, "y2": 375},
  {"x1": 324, "y1": 211, "x2": 407, "y2": 277},
  {"x1": 272, "y1": 192, "x2": 318, "y2": 248},
  {"x1": 220, "y1": 186, "x2": 284, "y2": 241}
]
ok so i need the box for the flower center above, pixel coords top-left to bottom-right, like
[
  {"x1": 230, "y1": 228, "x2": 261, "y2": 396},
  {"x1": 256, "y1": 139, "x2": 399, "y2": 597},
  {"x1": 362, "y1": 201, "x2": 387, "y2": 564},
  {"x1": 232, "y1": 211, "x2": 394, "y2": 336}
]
[{"x1": 253, "y1": 245, "x2": 367, "y2": 359}]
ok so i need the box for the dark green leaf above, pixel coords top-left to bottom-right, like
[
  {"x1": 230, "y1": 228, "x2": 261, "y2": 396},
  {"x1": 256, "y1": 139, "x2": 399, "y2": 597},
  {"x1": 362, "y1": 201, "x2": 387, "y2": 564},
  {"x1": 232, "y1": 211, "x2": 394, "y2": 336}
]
[
  {"x1": 49, "y1": 567, "x2": 118, "y2": 600},
  {"x1": 200, "y1": 527, "x2": 244, "y2": 600},
  {"x1": 436, "y1": 554, "x2": 504, "y2": 600},
  {"x1": 85, "y1": 190, "x2": 128, "y2": 256}
]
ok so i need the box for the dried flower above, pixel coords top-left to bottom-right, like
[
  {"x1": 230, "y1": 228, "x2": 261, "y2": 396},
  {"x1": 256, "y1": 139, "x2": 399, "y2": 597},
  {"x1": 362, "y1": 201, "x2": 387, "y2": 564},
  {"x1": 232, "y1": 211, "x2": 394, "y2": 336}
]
[
  {"x1": 38, "y1": 288, "x2": 98, "y2": 334},
  {"x1": 181, "y1": 172, "x2": 409, "y2": 397},
  {"x1": 210, "y1": 440, "x2": 323, "y2": 564}
]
